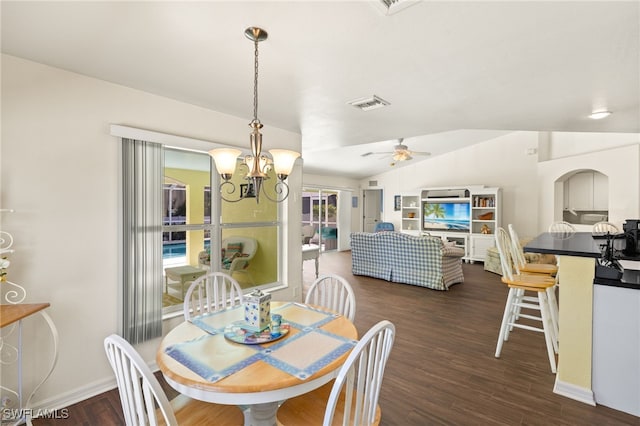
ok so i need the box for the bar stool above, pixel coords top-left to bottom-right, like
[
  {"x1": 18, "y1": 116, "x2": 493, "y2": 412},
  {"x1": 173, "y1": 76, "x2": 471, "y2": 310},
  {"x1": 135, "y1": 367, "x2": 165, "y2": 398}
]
[
  {"x1": 494, "y1": 227, "x2": 558, "y2": 373},
  {"x1": 508, "y1": 224, "x2": 559, "y2": 336},
  {"x1": 508, "y1": 224, "x2": 558, "y2": 276}
]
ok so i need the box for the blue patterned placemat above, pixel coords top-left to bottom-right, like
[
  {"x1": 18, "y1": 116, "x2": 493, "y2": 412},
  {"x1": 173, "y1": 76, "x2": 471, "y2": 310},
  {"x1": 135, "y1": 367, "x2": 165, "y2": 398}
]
[
  {"x1": 260, "y1": 328, "x2": 357, "y2": 380},
  {"x1": 272, "y1": 302, "x2": 338, "y2": 330},
  {"x1": 190, "y1": 306, "x2": 244, "y2": 335},
  {"x1": 166, "y1": 303, "x2": 355, "y2": 383},
  {"x1": 165, "y1": 333, "x2": 262, "y2": 382}
]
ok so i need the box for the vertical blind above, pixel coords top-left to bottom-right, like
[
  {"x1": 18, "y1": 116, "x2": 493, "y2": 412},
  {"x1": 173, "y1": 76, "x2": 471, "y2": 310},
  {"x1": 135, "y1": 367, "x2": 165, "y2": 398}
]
[{"x1": 121, "y1": 138, "x2": 163, "y2": 343}]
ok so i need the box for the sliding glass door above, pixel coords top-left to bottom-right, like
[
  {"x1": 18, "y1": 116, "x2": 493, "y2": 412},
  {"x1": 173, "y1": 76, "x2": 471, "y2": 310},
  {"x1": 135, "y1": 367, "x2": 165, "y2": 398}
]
[{"x1": 302, "y1": 188, "x2": 338, "y2": 252}]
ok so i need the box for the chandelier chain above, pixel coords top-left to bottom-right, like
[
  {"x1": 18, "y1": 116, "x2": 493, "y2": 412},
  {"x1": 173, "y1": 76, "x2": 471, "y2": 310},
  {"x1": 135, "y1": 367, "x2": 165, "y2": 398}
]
[{"x1": 253, "y1": 39, "x2": 259, "y2": 123}]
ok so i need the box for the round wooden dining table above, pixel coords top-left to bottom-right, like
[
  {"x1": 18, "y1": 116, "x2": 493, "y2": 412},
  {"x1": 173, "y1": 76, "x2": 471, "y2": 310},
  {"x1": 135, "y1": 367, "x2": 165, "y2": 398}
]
[{"x1": 156, "y1": 301, "x2": 358, "y2": 426}]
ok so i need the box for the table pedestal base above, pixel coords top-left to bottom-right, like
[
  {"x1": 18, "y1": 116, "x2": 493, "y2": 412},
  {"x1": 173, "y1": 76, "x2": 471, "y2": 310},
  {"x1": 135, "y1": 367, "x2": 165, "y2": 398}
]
[{"x1": 244, "y1": 401, "x2": 279, "y2": 426}]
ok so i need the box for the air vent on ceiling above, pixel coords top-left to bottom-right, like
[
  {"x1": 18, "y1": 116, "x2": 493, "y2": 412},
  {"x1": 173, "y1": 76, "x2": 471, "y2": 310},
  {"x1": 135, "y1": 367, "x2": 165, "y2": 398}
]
[
  {"x1": 348, "y1": 95, "x2": 390, "y2": 111},
  {"x1": 374, "y1": 0, "x2": 420, "y2": 16}
]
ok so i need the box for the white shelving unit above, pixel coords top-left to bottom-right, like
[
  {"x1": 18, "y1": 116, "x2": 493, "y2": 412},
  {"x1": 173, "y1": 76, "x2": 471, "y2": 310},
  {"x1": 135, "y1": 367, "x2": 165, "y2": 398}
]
[
  {"x1": 400, "y1": 194, "x2": 421, "y2": 235},
  {"x1": 469, "y1": 187, "x2": 501, "y2": 262},
  {"x1": 399, "y1": 186, "x2": 501, "y2": 262}
]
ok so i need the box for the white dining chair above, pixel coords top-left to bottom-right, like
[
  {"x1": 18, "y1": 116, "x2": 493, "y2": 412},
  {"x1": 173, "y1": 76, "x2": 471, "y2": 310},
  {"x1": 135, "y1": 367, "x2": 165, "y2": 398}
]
[
  {"x1": 276, "y1": 320, "x2": 396, "y2": 426},
  {"x1": 494, "y1": 228, "x2": 558, "y2": 374},
  {"x1": 305, "y1": 274, "x2": 356, "y2": 321},
  {"x1": 103, "y1": 334, "x2": 243, "y2": 426},
  {"x1": 548, "y1": 220, "x2": 577, "y2": 239},
  {"x1": 183, "y1": 272, "x2": 244, "y2": 321},
  {"x1": 592, "y1": 221, "x2": 620, "y2": 236}
]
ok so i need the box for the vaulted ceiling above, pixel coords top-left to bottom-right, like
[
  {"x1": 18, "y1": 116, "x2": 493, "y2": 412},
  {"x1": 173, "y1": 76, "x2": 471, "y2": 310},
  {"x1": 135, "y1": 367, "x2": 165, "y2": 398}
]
[{"x1": 2, "y1": 1, "x2": 638, "y2": 178}]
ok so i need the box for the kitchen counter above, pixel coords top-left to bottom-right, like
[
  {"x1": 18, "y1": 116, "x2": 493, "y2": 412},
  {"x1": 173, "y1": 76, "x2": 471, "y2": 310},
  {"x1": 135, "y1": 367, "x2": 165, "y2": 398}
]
[
  {"x1": 523, "y1": 231, "x2": 602, "y2": 258},
  {"x1": 524, "y1": 232, "x2": 640, "y2": 417}
]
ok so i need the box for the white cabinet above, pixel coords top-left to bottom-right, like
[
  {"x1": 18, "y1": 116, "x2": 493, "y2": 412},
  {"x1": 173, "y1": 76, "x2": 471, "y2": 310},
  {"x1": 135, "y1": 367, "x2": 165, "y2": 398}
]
[
  {"x1": 400, "y1": 194, "x2": 421, "y2": 234},
  {"x1": 565, "y1": 171, "x2": 609, "y2": 211},
  {"x1": 593, "y1": 284, "x2": 640, "y2": 416},
  {"x1": 469, "y1": 235, "x2": 495, "y2": 262},
  {"x1": 568, "y1": 172, "x2": 595, "y2": 210},
  {"x1": 593, "y1": 172, "x2": 609, "y2": 210}
]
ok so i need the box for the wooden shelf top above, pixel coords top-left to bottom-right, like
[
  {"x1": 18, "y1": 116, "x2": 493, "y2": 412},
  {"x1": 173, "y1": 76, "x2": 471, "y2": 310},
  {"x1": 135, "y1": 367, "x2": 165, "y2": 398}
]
[{"x1": 1, "y1": 303, "x2": 50, "y2": 328}]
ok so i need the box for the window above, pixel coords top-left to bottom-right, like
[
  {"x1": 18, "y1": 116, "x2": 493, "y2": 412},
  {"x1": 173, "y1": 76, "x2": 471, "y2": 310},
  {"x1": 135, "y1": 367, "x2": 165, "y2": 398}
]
[
  {"x1": 162, "y1": 148, "x2": 283, "y2": 313},
  {"x1": 120, "y1": 134, "x2": 286, "y2": 343},
  {"x1": 162, "y1": 148, "x2": 214, "y2": 312}
]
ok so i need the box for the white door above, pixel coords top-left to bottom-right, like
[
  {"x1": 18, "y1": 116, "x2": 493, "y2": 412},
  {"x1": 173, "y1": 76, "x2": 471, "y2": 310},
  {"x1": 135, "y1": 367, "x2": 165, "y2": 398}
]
[{"x1": 363, "y1": 189, "x2": 382, "y2": 232}]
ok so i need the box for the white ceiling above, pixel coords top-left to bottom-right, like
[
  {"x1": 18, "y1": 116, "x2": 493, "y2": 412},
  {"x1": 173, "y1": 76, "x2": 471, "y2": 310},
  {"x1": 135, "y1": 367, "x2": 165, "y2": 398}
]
[{"x1": 2, "y1": 1, "x2": 639, "y2": 179}]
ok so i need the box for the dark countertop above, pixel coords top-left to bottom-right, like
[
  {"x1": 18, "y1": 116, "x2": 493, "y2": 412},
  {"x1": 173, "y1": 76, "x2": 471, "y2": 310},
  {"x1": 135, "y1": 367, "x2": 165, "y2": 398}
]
[
  {"x1": 524, "y1": 232, "x2": 640, "y2": 290},
  {"x1": 523, "y1": 232, "x2": 602, "y2": 258}
]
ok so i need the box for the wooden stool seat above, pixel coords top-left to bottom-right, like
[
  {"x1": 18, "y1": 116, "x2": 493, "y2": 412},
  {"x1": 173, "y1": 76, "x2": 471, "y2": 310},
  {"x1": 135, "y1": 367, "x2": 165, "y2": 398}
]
[{"x1": 519, "y1": 263, "x2": 558, "y2": 275}]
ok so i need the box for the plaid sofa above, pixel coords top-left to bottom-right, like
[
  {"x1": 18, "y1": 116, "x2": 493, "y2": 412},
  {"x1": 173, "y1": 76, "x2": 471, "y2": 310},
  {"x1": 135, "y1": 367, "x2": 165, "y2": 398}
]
[{"x1": 350, "y1": 232, "x2": 465, "y2": 290}]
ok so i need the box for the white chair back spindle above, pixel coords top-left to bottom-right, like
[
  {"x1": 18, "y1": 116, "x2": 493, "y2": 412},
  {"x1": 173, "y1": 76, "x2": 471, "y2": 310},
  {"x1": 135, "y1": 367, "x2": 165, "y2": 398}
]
[
  {"x1": 305, "y1": 274, "x2": 356, "y2": 321},
  {"x1": 184, "y1": 272, "x2": 243, "y2": 321}
]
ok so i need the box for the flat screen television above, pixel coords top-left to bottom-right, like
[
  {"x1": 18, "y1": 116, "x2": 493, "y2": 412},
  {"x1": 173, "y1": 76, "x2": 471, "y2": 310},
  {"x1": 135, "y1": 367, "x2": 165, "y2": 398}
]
[{"x1": 422, "y1": 201, "x2": 471, "y2": 232}]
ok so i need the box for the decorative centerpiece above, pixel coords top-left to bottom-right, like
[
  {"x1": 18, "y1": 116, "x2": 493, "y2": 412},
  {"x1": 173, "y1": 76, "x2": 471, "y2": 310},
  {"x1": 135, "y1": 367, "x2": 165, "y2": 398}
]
[{"x1": 244, "y1": 289, "x2": 271, "y2": 331}]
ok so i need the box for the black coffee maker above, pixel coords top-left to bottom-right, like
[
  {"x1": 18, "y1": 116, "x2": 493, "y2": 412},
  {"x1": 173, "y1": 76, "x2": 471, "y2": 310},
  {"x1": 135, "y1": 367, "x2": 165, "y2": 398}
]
[{"x1": 623, "y1": 219, "x2": 640, "y2": 256}]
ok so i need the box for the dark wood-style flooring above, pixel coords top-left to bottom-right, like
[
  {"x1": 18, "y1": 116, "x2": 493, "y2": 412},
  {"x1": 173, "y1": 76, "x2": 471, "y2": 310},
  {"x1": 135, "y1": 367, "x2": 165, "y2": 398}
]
[{"x1": 35, "y1": 251, "x2": 638, "y2": 425}]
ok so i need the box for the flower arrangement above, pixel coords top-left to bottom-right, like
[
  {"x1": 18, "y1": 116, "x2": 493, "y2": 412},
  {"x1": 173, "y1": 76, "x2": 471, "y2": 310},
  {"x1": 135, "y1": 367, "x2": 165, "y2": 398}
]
[{"x1": 0, "y1": 256, "x2": 9, "y2": 282}]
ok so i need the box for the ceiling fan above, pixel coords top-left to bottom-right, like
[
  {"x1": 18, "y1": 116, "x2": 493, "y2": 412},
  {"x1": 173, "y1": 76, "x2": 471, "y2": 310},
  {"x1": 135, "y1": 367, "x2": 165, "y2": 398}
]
[{"x1": 361, "y1": 139, "x2": 431, "y2": 166}]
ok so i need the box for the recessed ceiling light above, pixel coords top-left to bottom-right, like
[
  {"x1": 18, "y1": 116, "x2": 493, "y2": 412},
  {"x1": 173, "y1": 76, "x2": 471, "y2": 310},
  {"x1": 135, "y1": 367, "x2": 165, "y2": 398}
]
[{"x1": 588, "y1": 110, "x2": 612, "y2": 120}]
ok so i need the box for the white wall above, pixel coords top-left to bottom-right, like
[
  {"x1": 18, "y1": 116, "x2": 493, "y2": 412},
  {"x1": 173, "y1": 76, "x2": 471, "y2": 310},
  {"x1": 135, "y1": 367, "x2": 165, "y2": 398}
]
[
  {"x1": 549, "y1": 133, "x2": 640, "y2": 159},
  {"x1": 0, "y1": 54, "x2": 302, "y2": 409}
]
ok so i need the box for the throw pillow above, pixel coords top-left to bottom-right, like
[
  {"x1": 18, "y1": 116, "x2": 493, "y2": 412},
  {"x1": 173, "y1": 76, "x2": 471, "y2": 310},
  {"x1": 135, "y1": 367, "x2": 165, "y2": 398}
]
[{"x1": 226, "y1": 242, "x2": 243, "y2": 255}]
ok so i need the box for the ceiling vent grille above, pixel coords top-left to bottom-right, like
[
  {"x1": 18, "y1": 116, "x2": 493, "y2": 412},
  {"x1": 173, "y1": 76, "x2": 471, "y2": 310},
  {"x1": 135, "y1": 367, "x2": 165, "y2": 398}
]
[
  {"x1": 374, "y1": 0, "x2": 420, "y2": 16},
  {"x1": 348, "y1": 95, "x2": 390, "y2": 111}
]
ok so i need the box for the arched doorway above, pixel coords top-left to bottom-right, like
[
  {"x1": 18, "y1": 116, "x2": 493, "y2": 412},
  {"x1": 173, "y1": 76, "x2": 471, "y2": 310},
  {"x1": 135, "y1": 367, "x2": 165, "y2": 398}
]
[{"x1": 560, "y1": 169, "x2": 609, "y2": 225}]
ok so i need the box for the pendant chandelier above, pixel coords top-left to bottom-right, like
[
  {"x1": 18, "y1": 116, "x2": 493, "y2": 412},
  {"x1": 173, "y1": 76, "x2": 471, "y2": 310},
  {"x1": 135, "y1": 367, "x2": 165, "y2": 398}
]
[{"x1": 209, "y1": 27, "x2": 300, "y2": 203}]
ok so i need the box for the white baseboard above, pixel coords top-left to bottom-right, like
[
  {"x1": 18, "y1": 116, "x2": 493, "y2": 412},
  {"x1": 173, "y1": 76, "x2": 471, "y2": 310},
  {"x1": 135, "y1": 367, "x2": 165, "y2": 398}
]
[
  {"x1": 29, "y1": 376, "x2": 117, "y2": 413},
  {"x1": 29, "y1": 362, "x2": 160, "y2": 412},
  {"x1": 554, "y1": 378, "x2": 596, "y2": 406}
]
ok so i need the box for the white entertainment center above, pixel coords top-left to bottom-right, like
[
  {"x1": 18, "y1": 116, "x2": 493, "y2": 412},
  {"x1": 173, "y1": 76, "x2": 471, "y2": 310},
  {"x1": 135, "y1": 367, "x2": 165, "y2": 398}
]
[{"x1": 400, "y1": 186, "x2": 502, "y2": 263}]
